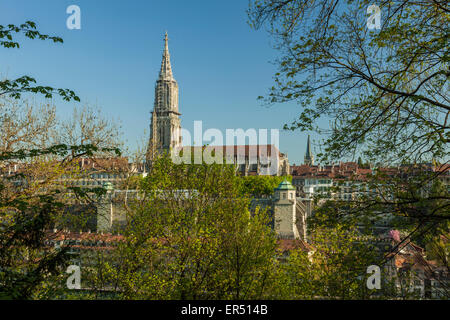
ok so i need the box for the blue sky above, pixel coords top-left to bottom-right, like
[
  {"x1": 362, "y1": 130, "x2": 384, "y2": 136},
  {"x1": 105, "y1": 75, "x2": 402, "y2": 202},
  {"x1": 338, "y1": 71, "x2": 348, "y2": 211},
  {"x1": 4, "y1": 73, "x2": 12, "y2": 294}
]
[{"x1": 0, "y1": 0, "x2": 323, "y2": 165}]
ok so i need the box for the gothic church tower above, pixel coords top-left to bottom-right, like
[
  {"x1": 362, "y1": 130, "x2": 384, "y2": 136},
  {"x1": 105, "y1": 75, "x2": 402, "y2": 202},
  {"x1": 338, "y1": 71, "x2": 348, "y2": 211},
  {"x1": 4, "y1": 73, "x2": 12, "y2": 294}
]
[
  {"x1": 147, "y1": 32, "x2": 182, "y2": 160},
  {"x1": 304, "y1": 135, "x2": 314, "y2": 166}
]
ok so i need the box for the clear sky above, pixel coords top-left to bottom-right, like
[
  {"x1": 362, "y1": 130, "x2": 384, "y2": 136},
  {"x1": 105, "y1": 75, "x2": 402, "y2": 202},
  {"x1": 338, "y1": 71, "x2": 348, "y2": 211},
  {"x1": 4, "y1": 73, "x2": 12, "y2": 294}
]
[{"x1": 0, "y1": 0, "x2": 322, "y2": 165}]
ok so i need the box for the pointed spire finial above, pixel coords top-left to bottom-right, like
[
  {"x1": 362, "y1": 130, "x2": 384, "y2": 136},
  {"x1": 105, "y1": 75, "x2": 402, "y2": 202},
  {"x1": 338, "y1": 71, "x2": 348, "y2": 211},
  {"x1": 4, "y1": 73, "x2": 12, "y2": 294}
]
[
  {"x1": 164, "y1": 31, "x2": 169, "y2": 52},
  {"x1": 159, "y1": 31, "x2": 174, "y2": 80},
  {"x1": 304, "y1": 134, "x2": 314, "y2": 166},
  {"x1": 306, "y1": 135, "x2": 311, "y2": 156}
]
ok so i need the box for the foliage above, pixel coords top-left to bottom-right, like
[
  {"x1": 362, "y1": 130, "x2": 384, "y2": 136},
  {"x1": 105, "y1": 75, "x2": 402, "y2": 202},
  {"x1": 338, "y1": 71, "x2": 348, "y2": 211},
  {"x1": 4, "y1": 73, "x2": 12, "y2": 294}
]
[
  {"x1": 248, "y1": 1, "x2": 449, "y2": 259},
  {"x1": 0, "y1": 20, "x2": 121, "y2": 299},
  {"x1": 238, "y1": 175, "x2": 292, "y2": 197},
  {"x1": 0, "y1": 144, "x2": 120, "y2": 299},
  {"x1": 282, "y1": 225, "x2": 390, "y2": 299},
  {"x1": 0, "y1": 21, "x2": 79, "y2": 102},
  {"x1": 248, "y1": 0, "x2": 449, "y2": 164},
  {"x1": 425, "y1": 233, "x2": 449, "y2": 270},
  {"x1": 88, "y1": 153, "x2": 279, "y2": 299}
]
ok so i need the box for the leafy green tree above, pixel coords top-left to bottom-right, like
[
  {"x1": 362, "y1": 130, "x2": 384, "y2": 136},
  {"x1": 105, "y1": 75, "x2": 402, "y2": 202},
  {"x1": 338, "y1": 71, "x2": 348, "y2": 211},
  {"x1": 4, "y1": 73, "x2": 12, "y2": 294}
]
[
  {"x1": 238, "y1": 175, "x2": 292, "y2": 198},
  {"x1": 248, "y1": 0, "x2": 449, "y2": 260},
  {"x1": 0, "y1": 21, "x2": 120, "y2": 299},
  {"x1": 425, "y1": 234, "x2": 449, "y2": 270},
  {"x1": 248, "y1": 0, "x2": 448, "y2": 164},
  {"x1": 0, "y1": 22, "x2": 79, "y2": 101},
  {"x1": 282, "y1": 225, "x2": 394, "y2": 299},
  {"x1": 90, "y1": 154, "x2": 280, "y2": 299},
  {"x1": 0, "y1": 144, "x2": 119, "y2": 299}
]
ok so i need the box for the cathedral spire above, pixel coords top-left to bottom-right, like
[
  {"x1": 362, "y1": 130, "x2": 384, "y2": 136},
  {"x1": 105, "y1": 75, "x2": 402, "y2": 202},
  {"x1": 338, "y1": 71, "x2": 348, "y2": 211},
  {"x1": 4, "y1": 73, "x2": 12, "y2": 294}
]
[
  {"x1": 159, "y1": 32, "x2": 174, "y2": 80},
  {"x1": 147, "y1": 33, "x2": 181, "y2": 161},
  {"x1": 304, "y1": 135, "x2": 314, "y2": 166}
]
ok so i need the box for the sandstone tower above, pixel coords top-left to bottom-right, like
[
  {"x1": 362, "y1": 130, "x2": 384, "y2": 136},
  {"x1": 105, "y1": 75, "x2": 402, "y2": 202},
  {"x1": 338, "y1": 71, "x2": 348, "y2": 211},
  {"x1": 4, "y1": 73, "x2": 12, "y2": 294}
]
[
  {"x1": 273, "y1": 179, "x2": 300, "y2": 239},
  {"x1": 147, "y1": 32, "x2": 182, "y2": 161}
]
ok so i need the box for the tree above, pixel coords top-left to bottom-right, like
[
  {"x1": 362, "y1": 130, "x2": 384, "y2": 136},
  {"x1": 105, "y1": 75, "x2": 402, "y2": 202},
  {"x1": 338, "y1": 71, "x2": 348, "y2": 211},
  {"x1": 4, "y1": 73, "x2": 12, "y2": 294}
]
[
  {"x1": 0, "y1": 21, "x2": 120, "y2": 299},
  {"x1": 0, "y1": 97, "x2": 57, "y2": 153},
  {"x1": 0, "y1": 144, "x2": 118, "y2": 299},
  {"x1": 248, "y1": 0, "x2": 448, "y2": 163},
  {"x1": 0, "y1": 22, "x2": 79, "y2": 102},
  {"x1": 238, "y1": 175, "x2": 292, "y2": 198},
  {"x1": 248, "y1": 0, "x2": 449, "y2": 260},
  {"x1": 0, "y1": 97, "x2": 122, "y2": 155},
  {"x1": 282, "y1": 224, "x2": 398, "y2": 299},
  {"x1": 89, "y1": 153, "x2": 279, "y2": 299},
  {"x1": 54, "y1": 103, "x2": 123, "y2": 155}
]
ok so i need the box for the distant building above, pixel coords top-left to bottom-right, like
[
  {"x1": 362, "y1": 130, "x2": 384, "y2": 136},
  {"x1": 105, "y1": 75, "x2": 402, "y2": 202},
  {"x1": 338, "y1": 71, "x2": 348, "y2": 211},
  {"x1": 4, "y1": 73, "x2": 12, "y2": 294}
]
[
  {"x1": 384, "y1": 234, "x2": 449, "y2": 299},
  {"x1": 177, "y1": 145, "x2": 289, "y2": 176},
  {"x1": 290, "y1": 137, "x2": 449, "y2": 201},
  {"x1": 290, "y1": 161, "x2": 373, "y2": 200}
]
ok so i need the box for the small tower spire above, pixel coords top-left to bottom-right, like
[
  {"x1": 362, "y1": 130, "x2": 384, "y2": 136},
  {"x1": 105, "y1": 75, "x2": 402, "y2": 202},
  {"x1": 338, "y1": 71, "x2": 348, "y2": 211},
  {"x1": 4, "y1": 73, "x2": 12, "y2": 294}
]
[
  {"x1": 304, "y1": 135, "x2": 314, "y2": 166},
  {"x1": 159, "y1": 31, "x2": 174, "y2": 80}
]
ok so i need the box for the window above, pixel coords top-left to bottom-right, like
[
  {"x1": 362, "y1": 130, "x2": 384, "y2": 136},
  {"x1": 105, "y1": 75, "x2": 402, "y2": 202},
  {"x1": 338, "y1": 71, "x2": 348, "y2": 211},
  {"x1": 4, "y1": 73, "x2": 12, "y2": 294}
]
[{"x1": 283, "y1": 193, "x2": 286, "y2": 199}]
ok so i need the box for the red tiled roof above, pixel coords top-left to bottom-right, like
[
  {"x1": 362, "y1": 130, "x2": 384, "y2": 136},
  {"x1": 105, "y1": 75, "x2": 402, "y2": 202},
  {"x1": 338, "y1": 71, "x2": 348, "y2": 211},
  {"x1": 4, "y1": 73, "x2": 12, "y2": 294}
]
[
  {"x1": 277, "y1": 239, "x2": 311, "y2": 252},
  {"x1": 290, "y1": 162, "x2": 374, "y2": 180}
]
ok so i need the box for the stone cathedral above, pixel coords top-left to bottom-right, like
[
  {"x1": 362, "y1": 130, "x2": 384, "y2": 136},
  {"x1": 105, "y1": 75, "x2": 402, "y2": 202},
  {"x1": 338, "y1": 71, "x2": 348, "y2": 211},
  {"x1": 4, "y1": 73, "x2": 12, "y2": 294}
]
[
  {"x1": 95, "y1": 33, "x2": 308, "y2": 241},
  {"x1": 146, "y1": 33, "x2": 290, "y2": 176},
  {"x1": 147, "y1": 32, "x2": 182, "y2": 160}
]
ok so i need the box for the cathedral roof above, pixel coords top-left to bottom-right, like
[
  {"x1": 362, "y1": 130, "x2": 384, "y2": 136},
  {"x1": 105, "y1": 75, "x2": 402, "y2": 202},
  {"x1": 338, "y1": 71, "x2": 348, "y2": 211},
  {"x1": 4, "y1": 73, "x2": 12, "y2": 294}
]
[{"x1": 179, "y1": 144, "x2": 283, "y2": 158}]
